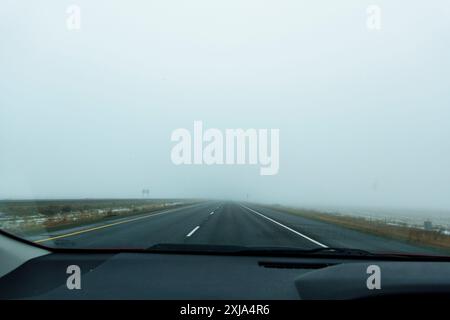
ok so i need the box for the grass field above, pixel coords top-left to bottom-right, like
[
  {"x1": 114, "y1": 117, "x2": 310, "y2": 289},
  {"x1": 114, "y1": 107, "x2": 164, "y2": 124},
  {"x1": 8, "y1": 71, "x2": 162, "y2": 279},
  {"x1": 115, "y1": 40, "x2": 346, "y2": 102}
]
[
  {"x1": 0, "y1": 199, "x2": 197, "y2": 237},
  {"x1": 266, "y1": 205, "x2": 450, "y2": 252}
]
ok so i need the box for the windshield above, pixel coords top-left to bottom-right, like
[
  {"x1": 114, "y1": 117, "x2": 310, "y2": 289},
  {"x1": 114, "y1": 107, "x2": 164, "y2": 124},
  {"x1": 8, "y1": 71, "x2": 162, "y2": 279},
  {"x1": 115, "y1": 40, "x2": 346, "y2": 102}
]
[{"x1": 1, "y1": 0, "x2": 450, "y2": 257}]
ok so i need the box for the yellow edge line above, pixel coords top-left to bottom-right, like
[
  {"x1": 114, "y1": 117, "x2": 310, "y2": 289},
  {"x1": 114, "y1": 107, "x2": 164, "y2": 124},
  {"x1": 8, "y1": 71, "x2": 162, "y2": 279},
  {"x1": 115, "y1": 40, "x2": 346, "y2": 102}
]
[{"x1": 34, "y1": 210, "x2": 171, "y2": 244}]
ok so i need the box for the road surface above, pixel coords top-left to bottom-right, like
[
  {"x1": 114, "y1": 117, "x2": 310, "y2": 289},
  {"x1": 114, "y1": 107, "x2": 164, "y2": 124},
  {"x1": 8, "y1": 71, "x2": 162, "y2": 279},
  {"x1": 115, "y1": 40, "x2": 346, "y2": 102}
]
[{"x1": 31, "y1": 201, "x2": 442, "y2": 255}]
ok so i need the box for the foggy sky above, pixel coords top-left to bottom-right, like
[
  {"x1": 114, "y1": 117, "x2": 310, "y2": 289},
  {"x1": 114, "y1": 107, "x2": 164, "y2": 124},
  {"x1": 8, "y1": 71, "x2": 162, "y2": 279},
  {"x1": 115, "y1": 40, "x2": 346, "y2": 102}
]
[{"x1": 1, "y1": 0, "x2": 450, "y2": 212}]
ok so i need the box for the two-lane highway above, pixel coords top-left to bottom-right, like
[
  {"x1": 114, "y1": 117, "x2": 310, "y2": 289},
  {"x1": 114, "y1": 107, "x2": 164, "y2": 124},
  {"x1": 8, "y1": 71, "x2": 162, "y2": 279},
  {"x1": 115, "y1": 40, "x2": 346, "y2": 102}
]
[{"x1": 32, "y1": 201, "x2": 442, "y2": 255}]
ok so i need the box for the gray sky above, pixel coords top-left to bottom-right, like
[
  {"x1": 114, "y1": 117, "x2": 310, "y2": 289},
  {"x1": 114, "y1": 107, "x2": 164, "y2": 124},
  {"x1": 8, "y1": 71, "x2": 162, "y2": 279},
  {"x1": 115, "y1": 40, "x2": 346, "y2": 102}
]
[{"x1": 1, "y1": 0, "x2": 450, "y2": 211}]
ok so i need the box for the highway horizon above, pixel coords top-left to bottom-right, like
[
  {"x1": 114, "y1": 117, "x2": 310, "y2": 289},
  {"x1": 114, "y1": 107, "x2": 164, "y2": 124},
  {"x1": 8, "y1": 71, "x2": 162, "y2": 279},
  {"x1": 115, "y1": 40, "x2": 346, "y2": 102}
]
[{"x1": 28, "y1": 201, "x2": 443, "y2": 255}]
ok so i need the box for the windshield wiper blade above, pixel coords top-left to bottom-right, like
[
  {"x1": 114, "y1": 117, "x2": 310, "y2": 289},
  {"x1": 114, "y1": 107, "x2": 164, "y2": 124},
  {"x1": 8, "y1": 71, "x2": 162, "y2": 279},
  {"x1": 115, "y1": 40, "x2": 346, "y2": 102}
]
[
  {"x1": 99, "y1": 243, "x2": 436, "y2": 260},
  {"x1": 231, "y1": 246, "x2": 383, "y2": 257},
  {"x1": 304, "y1": 247, "x2": 377, "y2": 256},
  {"x1": 145, "y1": 243, "x2": 382, "y2": 257},
  {"x1": 146, "y1": 243, "x2": 246, "y2": 253}
]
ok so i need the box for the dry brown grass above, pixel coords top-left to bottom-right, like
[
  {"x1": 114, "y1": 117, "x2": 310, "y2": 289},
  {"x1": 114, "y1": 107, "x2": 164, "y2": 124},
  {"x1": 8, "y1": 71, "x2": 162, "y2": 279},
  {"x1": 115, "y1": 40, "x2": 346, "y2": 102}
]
[
  {"x1": 267, "y1": 206, "x2": 450, "y2": 251},
  {"x1": 1, "y1": 200, "x2": 193, "y2": 237}
]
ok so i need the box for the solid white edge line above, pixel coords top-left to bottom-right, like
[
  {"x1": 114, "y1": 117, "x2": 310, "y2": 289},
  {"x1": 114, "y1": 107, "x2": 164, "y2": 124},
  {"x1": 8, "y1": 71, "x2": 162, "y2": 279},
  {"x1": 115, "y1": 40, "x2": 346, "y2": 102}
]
[
  {"x1": 186, "y1": 226, "x2": 200, "y2": 237},
  {"x1": 240, "y1": 204, "x2": 328, "y2": 248}
]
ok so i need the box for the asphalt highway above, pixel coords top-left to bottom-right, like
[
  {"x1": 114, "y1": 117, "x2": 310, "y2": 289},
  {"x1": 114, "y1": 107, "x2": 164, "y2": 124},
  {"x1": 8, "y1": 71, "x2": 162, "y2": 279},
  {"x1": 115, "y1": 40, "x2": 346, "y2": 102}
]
[{"x1": 32, "y1": 201, "x2": 441, "y2": 255}]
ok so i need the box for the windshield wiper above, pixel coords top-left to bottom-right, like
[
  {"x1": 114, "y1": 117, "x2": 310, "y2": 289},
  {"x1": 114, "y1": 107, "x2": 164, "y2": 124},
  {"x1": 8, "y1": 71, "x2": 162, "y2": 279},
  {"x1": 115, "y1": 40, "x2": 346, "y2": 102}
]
[
  {"x1": 302, "y1": 247, "x2": 377, "y2": 256},
  {"x1": 145, "y1": 243, "x2": 395, "y2": 258},
  {"x1": 147, "y1": 243, "x2": 247, "y2": 253}
]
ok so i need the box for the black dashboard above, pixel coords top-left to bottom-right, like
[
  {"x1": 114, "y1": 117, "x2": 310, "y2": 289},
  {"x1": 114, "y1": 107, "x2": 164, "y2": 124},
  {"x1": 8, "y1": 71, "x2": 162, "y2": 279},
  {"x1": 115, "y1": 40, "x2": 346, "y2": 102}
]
[{"x1": 2, "y1": 251, "x2": 450, "y2": 300}]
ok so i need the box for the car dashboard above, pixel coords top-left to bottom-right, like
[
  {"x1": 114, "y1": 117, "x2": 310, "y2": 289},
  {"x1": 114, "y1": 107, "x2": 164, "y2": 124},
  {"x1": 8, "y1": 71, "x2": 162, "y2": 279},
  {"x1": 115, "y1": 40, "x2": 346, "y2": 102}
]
[{"x1": 2, "y1": 250, "x2": 450, "y2": 300}]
